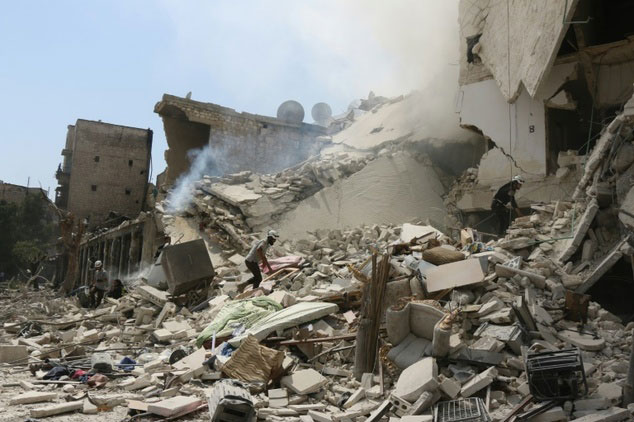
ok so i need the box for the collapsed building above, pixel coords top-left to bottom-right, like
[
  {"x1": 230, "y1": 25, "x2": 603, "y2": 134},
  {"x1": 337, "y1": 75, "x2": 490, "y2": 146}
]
[
  {"x1": 5, "y1": 4, "x2": 634, "y2": 419},
  {"x1": 453, "y1": 0, "x2": 634, "y2": 226}
]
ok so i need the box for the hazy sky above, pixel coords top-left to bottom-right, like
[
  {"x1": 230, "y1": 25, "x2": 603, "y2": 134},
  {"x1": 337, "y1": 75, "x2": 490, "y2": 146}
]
[{"x1": 0, "y1": 1, "x2": 459, "y2": 198}]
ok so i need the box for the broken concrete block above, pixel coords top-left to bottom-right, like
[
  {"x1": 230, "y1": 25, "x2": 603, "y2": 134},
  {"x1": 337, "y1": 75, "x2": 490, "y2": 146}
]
[
  {"x1": 574, "y1": 398, "x2": 609, "y2": 411},
  {"x1": 82, "y1": 398, "x2": 98, "y2": 414},
  {"x1": 281, "y1": 369, "x2": 328, "y2": 395},
  {"x1": 394, "y1": 357, "x2": 438, "y2": 403},
  {"x1": 152, "y1": 328, "x2": 173, "y2": 343},
  {"x1": 461, "y1": 367, "x2": 497, "y2": 397},
  {"x1": 558, "y1": 329, "x2": 605, "y2": 351},
  {"x1": 529, "y1": 406, "x2": 566, "y2": 422},
  {"x1": 10, "y1": 391, "x2": 57, "y2": 405},
  {"x1": 569, "y1": 407, "x2": 629, "y2": 422},
  {"x1": 136, "y1": 284, "x2": 169, "y2": 307},
  {"x1": 475, "y1": 297, "x2": 504, "y2": 317},
  {"x1": 479, "y1": 308, "x2": 513, "y2": 324},
  {"x1": 0, "y1": 344, "x2": 28, "y2": 363},
  {"x1": 268, "y1": 388, "x2": 288, "y2": 408},
  {"x1": 401, "y1": 416, "x2": 433, "y2": 422},
  {"x1": 147, "y1": 395, "x2": 203, "y2": 417},
  {"x1": 30, "y1": 401, "x2": 83, "y2": 418},
  {"x1": 308, "y1": 410, "x2": 333, "y2": 422},
  {"x1": 344, "y1": 387, "x2": 365, "y2": 408},
  {"x1": 439, "y1": 377, "x2": 460, "y2": 399},
  {"x1": 597, "y1": 383, "x2": 623, "y2": 405}
]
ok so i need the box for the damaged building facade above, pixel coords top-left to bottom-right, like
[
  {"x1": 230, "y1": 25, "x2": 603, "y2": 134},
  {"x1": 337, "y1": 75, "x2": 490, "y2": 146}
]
[
  {"x1": 54, "y1": 119, "x2": 153, "y2": 226},
  {"x1": 455, "y1": 0, "x2": 634, "y2": 212},
  {"x1": 154, "y1": 94, "x2": 328, "y2": 187}
]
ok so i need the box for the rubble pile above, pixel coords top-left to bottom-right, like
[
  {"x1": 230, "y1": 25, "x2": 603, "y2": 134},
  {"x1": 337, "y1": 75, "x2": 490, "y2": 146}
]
[
  {"x1": 4, "y1": 95, "x2": 634, "y2": 422},
  {"x1": 160, "y1": 150, "x2": 374, "y2": 249}
]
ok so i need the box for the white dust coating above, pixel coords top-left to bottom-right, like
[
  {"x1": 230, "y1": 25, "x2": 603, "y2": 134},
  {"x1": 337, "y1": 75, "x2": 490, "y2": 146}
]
[{"x1": 275, "y1": 152, "x2": 447, "y2": 239}]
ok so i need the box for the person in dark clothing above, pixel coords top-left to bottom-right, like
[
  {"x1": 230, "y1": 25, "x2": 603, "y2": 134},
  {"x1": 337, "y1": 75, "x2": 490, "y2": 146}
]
[
  {"x1": 491, "y1": 175, "x2": 525, "y2": 235},
  {"x1": 108, "y1": 279, "x2": 123, "y2": 299},
  {"x1": 243, "y1": 230, "x2": 280, "y2": 290}
]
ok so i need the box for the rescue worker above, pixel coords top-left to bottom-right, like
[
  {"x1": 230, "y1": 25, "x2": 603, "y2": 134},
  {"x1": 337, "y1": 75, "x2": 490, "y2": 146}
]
[
  {"x1": 243, "y1": 230, "x2": 279, "y2": 289},
  {"x1": 90, "y1": 260, "x2": 109, "y2": 308},
  {"x1": 491, "y1": 175, "x2": 525, "y2": 235}
]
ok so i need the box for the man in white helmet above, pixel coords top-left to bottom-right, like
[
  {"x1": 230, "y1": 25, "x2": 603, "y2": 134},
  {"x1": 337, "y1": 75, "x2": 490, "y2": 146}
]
[
  {"x1": 243, "y1": 230, "x2": 279, "y2": 289},
  {"x1": 89, "y1": 260, "x2": 109, "y2": 308},
  {"x1": 491, "y1": 175, "x2": 525, "y2": 235}
]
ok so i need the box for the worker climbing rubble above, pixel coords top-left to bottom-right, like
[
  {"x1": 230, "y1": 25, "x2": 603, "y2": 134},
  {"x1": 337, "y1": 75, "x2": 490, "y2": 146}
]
[
  {"x1": 491, "y1": 175, "x2": 524, "y2": 235},
  {"x1": 242, "y1": 229, "x2": 279, "y2": 290}
]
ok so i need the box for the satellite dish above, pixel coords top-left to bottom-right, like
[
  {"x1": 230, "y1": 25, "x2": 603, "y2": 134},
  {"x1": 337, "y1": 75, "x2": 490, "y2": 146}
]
[
  {"x1": 277, "y1": 100, "x2": 305, "y2": 123},
  {"x1": 311, "y1": 102, "x2": 332, "y2": 124}
]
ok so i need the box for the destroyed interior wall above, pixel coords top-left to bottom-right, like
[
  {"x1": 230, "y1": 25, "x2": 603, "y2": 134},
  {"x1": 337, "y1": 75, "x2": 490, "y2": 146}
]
[
  {"x1": 155, "y1": 95, "x2": 327, "y2": 186},
  {"x1": 56, "y1": 120, "x2": 152, "y2": 225},
  {"x1": 455, "y1": 0, "x2": 634, "y2": 212}
]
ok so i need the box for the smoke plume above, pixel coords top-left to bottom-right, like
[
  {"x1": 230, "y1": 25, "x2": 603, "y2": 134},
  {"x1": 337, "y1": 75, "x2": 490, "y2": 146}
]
[{"x1": 165, "y1": 144, "x2": 227, "y2": 213}]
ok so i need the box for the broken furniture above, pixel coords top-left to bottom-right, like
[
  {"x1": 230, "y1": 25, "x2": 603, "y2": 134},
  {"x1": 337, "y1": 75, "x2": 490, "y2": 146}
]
[
  {"x1": 525, "y1": 348, "x2": 588, "y2": 401},
  {"x1": 161, "y1": 238, "x2": 216, "y2": 307},
  {"x1": 386, "y1": 302, "x2": 447, "y2": 368},
  {"x1": 433, "y1": 398, "x2": 491, "y2": 422}
]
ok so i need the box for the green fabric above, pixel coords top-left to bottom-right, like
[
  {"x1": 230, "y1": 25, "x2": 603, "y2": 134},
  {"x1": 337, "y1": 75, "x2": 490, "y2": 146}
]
[{"x1": 196, "y1": 296, "x2": 282, "y2": 348}]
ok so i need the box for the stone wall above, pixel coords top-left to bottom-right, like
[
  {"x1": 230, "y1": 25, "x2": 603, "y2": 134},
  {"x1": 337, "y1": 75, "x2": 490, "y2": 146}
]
[
  {"x1": 155, "y1": 95, "x2": 327, "y2": 186},
  {"x1": 65, "y1": 120, "x2": 152, "y2": 225}
]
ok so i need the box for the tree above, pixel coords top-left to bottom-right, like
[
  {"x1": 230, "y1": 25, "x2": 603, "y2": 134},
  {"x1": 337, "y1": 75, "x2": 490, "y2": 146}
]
[{"x1": 0, "y1": 194, "x2": 56, "y2": 278}]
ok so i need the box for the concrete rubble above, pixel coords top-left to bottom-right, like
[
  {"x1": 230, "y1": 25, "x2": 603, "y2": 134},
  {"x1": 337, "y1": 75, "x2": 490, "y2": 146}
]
[{"x1": 4, "y1": 93, "x2": 634, "y2": 422}]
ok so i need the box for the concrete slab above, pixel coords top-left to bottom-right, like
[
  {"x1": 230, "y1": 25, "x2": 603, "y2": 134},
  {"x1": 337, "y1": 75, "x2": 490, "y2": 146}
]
[
  {"x1": 268, "y1": 388, "x2": 289, "y2": 408},
  {"x1": 147, "y1": 395, "x2": 203, "y2": 417},
  {"x1": 424, "y1": 258, "x2": 485, "y2": 293},
  {"x1": 558, "y1": 329, "x2": 605, "y2": 351},
  {"x1": 161, "y1": 239, "x2": 215, "y2": 295},
  {"x1": 394, "y1": 357, "x2": 438, "y2": 403},
  {"x1": 281, "y1": 368, "x2": 328, "y2": 395}
]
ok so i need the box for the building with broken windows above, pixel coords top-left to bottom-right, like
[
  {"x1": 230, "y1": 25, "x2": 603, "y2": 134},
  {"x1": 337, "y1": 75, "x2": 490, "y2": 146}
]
[
  {"x1": 454, "y1": 0, "x2": 634, "y2": 212},
  {"x1": 54, "y1": 119, "x2": 153, "y2": 226}
]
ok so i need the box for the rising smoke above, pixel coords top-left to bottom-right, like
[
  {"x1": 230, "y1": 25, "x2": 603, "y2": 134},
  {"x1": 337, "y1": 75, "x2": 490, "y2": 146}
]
[{"x1": 166, "y1": 144, "x2": 228, "y2": 213}]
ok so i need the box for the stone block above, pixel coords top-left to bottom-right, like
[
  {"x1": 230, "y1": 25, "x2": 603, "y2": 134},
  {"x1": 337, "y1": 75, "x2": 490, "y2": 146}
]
[
  {"x1": 394, "y1": 357, "x2": 438, "y2": 403},
  {"x1": 83, "y1": 398, "x2": 98, "y2": 414},
  {"x1": 308, "y1": 410, "x2": 333, "y2": 422}
]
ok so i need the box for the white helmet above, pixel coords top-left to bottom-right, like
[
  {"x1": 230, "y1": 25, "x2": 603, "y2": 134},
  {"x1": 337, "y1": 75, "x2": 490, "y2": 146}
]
[
  {"x1": 512, "y1": 175, "x2": 525, "y2": 185},
  {"x1": 267, "y1": 230, "x2": 280, "y2": 239},
  {"x1": 95, "y1": 260, "x2": 103, "y2": 268}
]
